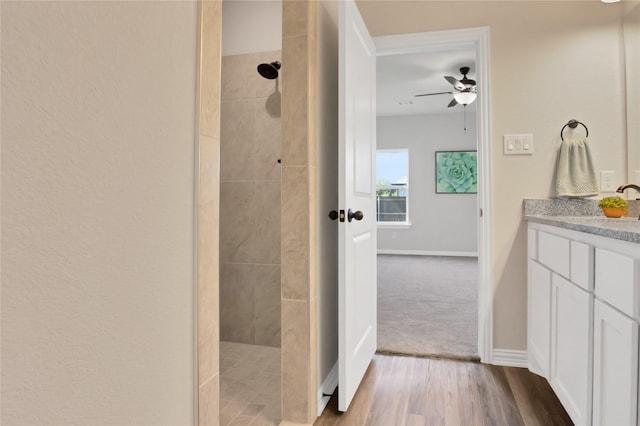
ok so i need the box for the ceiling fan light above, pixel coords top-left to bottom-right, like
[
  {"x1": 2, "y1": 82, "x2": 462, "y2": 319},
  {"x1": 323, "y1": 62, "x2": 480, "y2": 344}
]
[{"x1": 453, "y1": 91, "x2": 477, "y2": 106}]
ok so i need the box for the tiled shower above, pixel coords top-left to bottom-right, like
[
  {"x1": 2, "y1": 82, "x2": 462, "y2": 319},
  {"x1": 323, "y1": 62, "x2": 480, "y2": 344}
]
[{"x1": 219, "y1": 50, "x2": 282, "y2": 425}]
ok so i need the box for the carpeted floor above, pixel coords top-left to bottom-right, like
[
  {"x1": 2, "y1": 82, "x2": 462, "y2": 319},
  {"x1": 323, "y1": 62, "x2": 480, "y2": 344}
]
[{"x1": 377, "y1": 254, "x2": 480, "y2": 361}]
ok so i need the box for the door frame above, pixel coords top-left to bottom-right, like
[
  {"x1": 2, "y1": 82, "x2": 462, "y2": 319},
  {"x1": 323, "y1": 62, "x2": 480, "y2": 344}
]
[{"x1": 374, "y1": 27, "x2": 493, "y2": 362}]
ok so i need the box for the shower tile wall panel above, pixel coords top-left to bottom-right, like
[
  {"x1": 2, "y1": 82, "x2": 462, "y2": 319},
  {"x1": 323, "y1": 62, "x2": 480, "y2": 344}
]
[{"x1": 220, "y1": 50, "x2": 282, "y2": 348}]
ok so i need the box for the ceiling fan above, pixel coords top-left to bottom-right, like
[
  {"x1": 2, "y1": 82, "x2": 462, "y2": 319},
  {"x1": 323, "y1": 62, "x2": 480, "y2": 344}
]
[{"x1": 415, "y1": 66, "x2": 477, "y2": 107}]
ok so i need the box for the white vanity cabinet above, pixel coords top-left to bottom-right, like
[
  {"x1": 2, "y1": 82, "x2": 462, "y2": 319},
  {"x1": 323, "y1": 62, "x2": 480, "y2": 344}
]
[{"x1": 527, "y1": 222, "x2": 640, "y2": 426}]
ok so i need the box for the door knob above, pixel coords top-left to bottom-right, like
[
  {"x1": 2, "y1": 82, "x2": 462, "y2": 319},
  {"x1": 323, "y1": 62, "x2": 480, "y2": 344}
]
[
  {"x1": 328, "y1": 210, "x2": 339, "y2": 220},
  {"x1": 348, "y1": 209, "x2": 364, "y2": 222}
]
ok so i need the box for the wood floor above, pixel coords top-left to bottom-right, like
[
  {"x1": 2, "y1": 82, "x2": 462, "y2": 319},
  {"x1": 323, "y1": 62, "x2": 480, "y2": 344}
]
[{"x1": 315, "y1": 355, "x2": 572, "y2": 426}]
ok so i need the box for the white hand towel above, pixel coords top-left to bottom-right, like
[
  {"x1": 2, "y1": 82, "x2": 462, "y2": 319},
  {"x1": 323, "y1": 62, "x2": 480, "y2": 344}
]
[{"x1": 555, "y1": 137, "x2": 599, "y2": 198}]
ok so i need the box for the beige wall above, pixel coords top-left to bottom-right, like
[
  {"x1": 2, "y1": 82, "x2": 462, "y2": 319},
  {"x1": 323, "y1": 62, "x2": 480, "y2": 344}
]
[
  {"x1": 219, "y1": 50, "x2": 282, "y2": 347},
  {"x1": 356, "y1": 0, "x2": 627, "y2": 350},
  {"x1": 2, "y1": 1, "x2": 198, "y2": 424}
]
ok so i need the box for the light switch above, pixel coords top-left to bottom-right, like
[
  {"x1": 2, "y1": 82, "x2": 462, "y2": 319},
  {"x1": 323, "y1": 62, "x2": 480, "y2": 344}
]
[{"x1": 504, "y1": 134, "x2": 534, "y2": 155}]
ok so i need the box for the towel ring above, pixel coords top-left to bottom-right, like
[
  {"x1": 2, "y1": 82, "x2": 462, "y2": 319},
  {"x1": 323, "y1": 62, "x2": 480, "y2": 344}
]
[{"x1": 560, "y1": 119, "x2": 589, "y2": 141}]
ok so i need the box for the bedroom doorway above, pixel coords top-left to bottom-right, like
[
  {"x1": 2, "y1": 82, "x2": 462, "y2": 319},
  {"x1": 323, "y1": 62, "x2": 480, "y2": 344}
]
[{"x1": 373, "y1": 27, "x2": 491, "y2": 362}]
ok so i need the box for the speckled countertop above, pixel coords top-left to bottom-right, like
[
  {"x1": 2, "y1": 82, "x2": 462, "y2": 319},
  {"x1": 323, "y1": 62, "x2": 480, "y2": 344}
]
[{"x1": 524, "y1": 199, "x2": 640, "y2": 244}]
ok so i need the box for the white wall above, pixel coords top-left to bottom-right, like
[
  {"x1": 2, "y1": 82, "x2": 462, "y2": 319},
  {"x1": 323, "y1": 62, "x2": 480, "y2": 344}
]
[
  {"x1": 377, "y1": 113, "x2": 478, "y2": 255},
  {"x1": 357, "y1": 0, "x2": 627, "y2": 351},
  {"x1": 1, "y1": 2, "x2": 197, "y2": 424},
  {"x1": 222, "y1": 0, "x2": 282, "y2": 56},
  {"x1": 316, "y1": 0, "x2": 340, "y2": 405}
]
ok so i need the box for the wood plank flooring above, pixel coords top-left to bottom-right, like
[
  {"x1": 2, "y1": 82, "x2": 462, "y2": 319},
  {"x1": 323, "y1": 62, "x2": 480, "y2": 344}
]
[{"x1": 315, "y1": 355, "x2": 572, "y2": 426}]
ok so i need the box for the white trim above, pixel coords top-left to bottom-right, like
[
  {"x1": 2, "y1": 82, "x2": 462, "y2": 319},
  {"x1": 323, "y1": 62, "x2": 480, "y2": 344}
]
[
  {"x1": 317, "y1": 362, "x2": 339, "y2": 416},
  {"x1": 492, "y1": 349, "x2": 528, "y2": 368},
  {"x1": 376, "y1": 223, "x2": 411, "y2": 229},
  {"x1": 374, "y1": 27, "x2": 493, "y2": 364},
  {"x1": 377, "y1": 249, "x2": 478, "y2": 257}
]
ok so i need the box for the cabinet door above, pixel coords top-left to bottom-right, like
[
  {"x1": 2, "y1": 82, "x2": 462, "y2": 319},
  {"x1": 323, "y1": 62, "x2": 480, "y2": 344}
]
[
  {"x1": 593, "y1": 299, "x2": 638, "y2": 426},
  {"x1": 528, "y1": 260, "x2": 552, "y2": 378},
  {"x1": 550, "y1": 274, "x2": 592, "y2": 426}
]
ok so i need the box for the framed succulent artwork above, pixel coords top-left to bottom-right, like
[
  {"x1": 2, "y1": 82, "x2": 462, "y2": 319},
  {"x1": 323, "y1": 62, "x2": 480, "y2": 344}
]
[{"x1": 435, "y1": 150, "x2": 478, "y2": 194}]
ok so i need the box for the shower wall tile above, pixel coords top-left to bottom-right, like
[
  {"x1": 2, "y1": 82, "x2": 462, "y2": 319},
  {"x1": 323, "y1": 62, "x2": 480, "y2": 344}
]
[
  {"x1": 220, "y1": 49, "x2": 282, "y2": 349},
  {"x1": 307, "y1": 295, "x2": 318, "y2": 418},
  {"x1": 221, "y1": 100, "x2": 256, "y2": 181},
  {"x1": 253, "y1": 98, "x2": 282, "y2": 180},
  {"x1": 198, "y1": 373, "x2": 220, "y2": 426},
  {"x1": 220, "y1": 263, "x2": 256, "y2": 344},
  {"x1": 283, "y1": 0, "x2": 307, "y2": 38},
  {"x1": 198, "y1": 1, "x2": 222, "y2": 423},
  {"x1": 200, "y1": 1, "x2": 221, "y2": 139},
  {"x1": 220, "y1": 181, "x2": 255, "y2": 263},
  {"x1": 307, "y1": 1, "x2": 317, "y2": 50},
  {"x1": 252, "y1": 181, "x2": 281, "y2": 265},
  {"x1": 282, "y1": 35, "x2": 309, "y2": 167},
  {"x1": 308, "y1": 165, "x2": 318, "y2": 303},
  {"x1": 281, "y1": 299, "x2": 310, "y2": 423},
  {"x1": 222, "y1": 54, "x2": 254, "y2": 101},
  {"x1": 307, "y1": 35, "x2": 318, "y2": 169},
  {"x1": 197, "y1": 134, "x2": 220, "y2": 387},
  {"x1": 254, "y1": 264, "x2": 281, "y2": 347},
  {"x1": 281, "y1": 0, "x2": 318, "y2": 421},
  {"x1": 281, "y1": 166, "x2": 309, "y2": 300},
  {"x1": 222, "y1": 51, "x2": 282, "y2": 101}
]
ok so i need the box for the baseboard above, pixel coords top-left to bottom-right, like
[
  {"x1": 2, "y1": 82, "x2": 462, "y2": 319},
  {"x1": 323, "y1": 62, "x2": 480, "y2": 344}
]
[
  {"x1": 491, "y1": 349, "x2": 528, "y2": 368},
  {"x1": 377, "y1": 249, "x2": 478, "y2": 257},
  {"x1": 317, "y1": 362, "x2": 339, "y2": 416}
]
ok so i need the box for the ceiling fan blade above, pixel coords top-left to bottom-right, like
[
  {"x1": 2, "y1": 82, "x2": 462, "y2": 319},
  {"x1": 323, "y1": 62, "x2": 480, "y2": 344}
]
[
  {"x1": 447, "y1": 98, "x2": 458, "y2": 108},
  {"x1": 414, "y1": 91, "x2": 453, "y2": 98},
  {"x1": 445, "y1": 76, "x2": 465, "y2": 91}
]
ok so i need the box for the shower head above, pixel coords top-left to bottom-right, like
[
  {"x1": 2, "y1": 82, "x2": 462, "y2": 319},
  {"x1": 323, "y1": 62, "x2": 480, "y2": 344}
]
[{"x1": 257, "y1": 61, "x2": 281, "y2": 80}]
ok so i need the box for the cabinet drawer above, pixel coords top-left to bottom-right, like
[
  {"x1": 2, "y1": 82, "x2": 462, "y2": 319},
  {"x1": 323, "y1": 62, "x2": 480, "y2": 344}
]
[
  {"x1": 595, "y1": 248, "x2": 640, "y2": 319},
  {"x1": 538, "y1": 231, "x2": 570, "y2": 279}
]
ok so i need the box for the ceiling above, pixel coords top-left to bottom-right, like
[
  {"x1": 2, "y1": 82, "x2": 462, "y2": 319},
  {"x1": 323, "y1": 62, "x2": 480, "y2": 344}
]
[{"x1": 376, "y1": 46, "x2": 477, "y2": 117}]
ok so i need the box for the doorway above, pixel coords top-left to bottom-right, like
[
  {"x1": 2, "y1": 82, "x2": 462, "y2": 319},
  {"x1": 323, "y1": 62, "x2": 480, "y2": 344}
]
[{"x1": 374, "y1": 27, "x2": 492, "y2": 362}]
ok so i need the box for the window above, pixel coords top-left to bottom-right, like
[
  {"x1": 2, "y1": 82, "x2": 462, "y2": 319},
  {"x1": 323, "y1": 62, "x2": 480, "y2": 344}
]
[{"x1": 376, "y1": 149, "x2": 409, "y2": 223}]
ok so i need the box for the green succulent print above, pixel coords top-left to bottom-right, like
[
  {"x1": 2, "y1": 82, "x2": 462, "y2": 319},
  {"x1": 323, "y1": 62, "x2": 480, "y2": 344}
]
[{"x1": 436, "y1": 151, "x2": 478, "y2": 193}]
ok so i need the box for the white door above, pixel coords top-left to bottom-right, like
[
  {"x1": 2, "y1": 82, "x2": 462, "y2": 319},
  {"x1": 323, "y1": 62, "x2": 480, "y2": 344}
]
[{"x1": 338, "y1": 0, "x2": 377, "y2": 412}]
